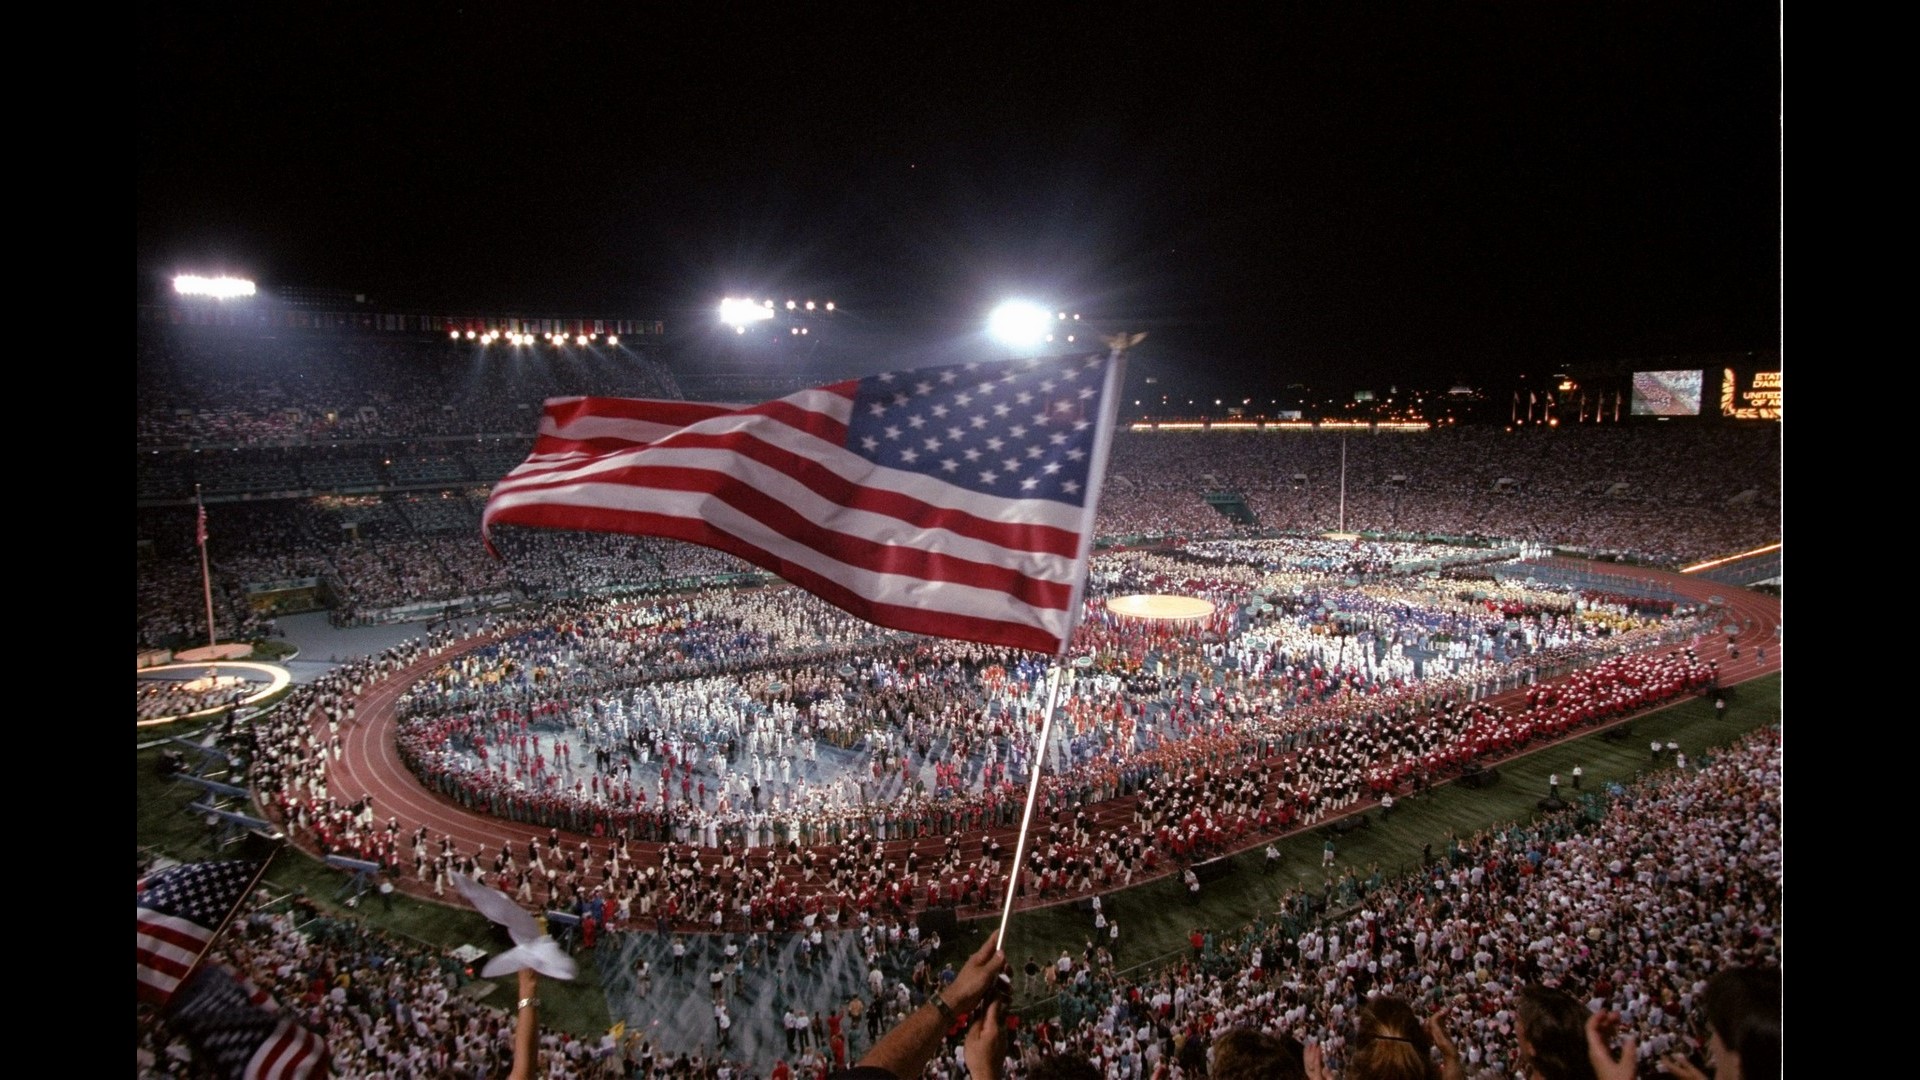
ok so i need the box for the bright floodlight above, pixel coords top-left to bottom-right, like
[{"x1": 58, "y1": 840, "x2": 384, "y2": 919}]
[
  {"x1": 173, "y1": 274, "x2": 255, "y2": 299},
  {"x1": 719, "y1": 297, "x2": 776, "y2": 327},
  {"x1": 606, "y1": 335, "x2": 618, "y2": 345},
  {"x1": 988, "y1": 300, "x2": 1052, "y2": 350}
]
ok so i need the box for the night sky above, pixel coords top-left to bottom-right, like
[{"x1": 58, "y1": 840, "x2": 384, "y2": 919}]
[{"x1": 137, "y1": 4, "x2": 1780, "y2": 395}]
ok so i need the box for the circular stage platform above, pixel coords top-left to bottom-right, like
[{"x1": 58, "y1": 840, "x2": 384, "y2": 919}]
[
  {"x1": 1105, "y1": 594, "x2": 1216, "y2": 621},
  {"x1": 137, "y1": 661, "x2": 293, "y2": 727}
]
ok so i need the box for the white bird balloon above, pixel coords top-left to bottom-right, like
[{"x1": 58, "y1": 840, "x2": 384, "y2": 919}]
[{"x1": 452, "y1": 872, "x2": 578, "y2": 980}]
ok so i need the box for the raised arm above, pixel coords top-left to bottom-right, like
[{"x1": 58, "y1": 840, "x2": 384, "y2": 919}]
[{"x1": 856, "y1": 932, "x2": 1006, "y2": 1079}]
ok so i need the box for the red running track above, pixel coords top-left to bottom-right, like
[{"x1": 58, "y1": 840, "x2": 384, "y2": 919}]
[{"x1": 314, "y1": 559, "x2": 1780, "y2": 918}]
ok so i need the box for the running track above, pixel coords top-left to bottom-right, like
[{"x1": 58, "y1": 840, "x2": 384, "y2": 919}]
[{"x1": 317, "y1": 559, "x2": 1780, "y2": 919}]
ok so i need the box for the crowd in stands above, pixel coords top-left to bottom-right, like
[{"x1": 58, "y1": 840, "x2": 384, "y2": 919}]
[
  {"x1": 136, "y1": 323, "x2": 1778, "y2": 653},
  {"x1": 139, "y1": 423, "x2": 1778, "y2": 571},
  {"x1": 136, "y1": 325, "x2": 680, "y2": 445},
  {"x1": 136, "y1": 417, "x2": 1775, "y2": 652},
  {"x1": 141, "y1": 726, "x2": 1778, "y2": 1079},
  {"x1": 1096, "y1": 426, "x2": 1778, "y2": 565},
  {"x1": 1029, "y1": 726, "x2": 1781, "y2": 1079},
  {"x1": 136, "y1": 889, "x2": 558, "y2": 1078}
]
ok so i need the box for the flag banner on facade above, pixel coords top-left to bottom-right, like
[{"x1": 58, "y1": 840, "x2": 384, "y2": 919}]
[
  {"x1": 138, "y1": 859, "x2": 260, "y2": 1006},
  {"x1": 168, "y1": 965, "x2": 329, "y2": 1080},
  {"x1": 484, "y1": 352, "x2": 1124, "y2": 653}
]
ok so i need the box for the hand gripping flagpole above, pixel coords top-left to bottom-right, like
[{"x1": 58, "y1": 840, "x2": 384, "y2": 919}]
[{"x1": 992, "y1": 335, "x2": 1136, "y2": 954}]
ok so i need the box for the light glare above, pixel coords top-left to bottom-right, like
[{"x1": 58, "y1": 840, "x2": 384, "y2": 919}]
[
  {"x1": 988, "y1": 300, "x2": 1052, "y2": 350},
  {"x1": 173, "y1": 274, "x2": 256, "y2": 299},
  {"x1": 719, "y1": 298, "x2": 777, "y2": 327}
]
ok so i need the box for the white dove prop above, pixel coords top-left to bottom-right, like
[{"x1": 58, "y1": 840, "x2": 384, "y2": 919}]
[{"x1": 452, "y1": 872, "x2": 578, "y2": 981}]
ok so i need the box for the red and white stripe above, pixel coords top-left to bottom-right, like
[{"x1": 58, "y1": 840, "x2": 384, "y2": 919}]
[
  {"x1": 483, "y1": 384, "x2": 1101, "y2": 654},
  {"x1": 137, "y1": 910, "x2": 211, "y2": 1004},
  {"x1": 246, "y1": 1019, "x2": 328, "y2": 1080}
]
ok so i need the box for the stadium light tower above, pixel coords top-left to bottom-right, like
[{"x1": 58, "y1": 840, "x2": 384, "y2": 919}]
[
  {"x1": 173, "y1": 274, "x2": 256, "y2": 299},
  {"x1": 988, "y1": 300, "x2": 1052, "y2": 352},
  {"x1": 719, "y1": 297, "x2": 776, "y2": 334}
]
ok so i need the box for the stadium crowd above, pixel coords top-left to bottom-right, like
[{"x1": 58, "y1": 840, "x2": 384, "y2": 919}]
[
  {"x1": 138, "y1": 416, "x2": 1776, "y2": 650},
  {"x1": 136, "y1": 327, "x2": 681, "y2": 445},
  {"x1": 1027, "y1": 726, "x2": 1780, "y2": 1079},
  {"x1": 140, "y1": 726, "x2": 1778, "y2": 1079},
  {"x1": 136, "y1": 323, "x2": 1778, "y2": 655}
]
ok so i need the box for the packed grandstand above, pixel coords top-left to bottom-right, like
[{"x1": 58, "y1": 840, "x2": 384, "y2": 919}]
[{"x1": 137, "y1": 313, "x2": 1781, "y2": 1079}]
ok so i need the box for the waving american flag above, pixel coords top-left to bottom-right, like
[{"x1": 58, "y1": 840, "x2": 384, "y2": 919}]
[
  {"x1": 484, "y1": 352, "x2": 1124, "y2": 654},
  {"x1": 137, "y1": 859, "x2": 260, "y2": 1006}
]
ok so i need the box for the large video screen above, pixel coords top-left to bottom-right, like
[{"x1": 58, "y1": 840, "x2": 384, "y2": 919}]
[{"x1": 1630, "y1": 370, "x2": 1703, "y2": 416}]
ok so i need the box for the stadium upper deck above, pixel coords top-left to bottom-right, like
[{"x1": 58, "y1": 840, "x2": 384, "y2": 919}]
[{"x1": 136, "y1": 317, "x2": 1779, "y2": 650}]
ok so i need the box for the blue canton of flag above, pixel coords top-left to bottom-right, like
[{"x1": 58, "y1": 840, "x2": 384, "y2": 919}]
[
  {"x1": 138, "y1": 859, "x2": 260, "y2": 1005},
  {"x1": 140, "y1": 860, "x2": 256, "y2": 926},
  {"x1": 843, "y1": 355, "x2": 1108, "y2": 507}
]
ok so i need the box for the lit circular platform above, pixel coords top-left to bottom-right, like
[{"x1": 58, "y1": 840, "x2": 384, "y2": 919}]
[
  {"x1": 1105, "y1": 594, "x2": 1216, "y2": 621},
  {"x1": 137, "y1": 661, "x2": 292, "y2": 727}
]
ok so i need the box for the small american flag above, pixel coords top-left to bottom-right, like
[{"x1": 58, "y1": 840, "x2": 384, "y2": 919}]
[
  {"x1": 484, "y1": 352, "x2": 1124, "y2": 653},
  {"x1": 197, "y1": 503, "x2": 209, "y2": 546},
  {"x1": 137, "y1": 859, "x2": 258, "y2": 1005},
  {"x1": 168, "y1": 965, "x2": 329, "y2": 1080}
]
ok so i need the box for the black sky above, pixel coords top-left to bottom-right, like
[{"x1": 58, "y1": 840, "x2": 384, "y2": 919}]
[{"x1": 137, "y1": 3, "x2": 1780, "y2": 394}]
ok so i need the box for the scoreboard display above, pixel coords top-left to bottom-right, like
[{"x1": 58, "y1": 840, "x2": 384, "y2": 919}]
[
  {"x1": 1630, "y1": 370, "x2": 1704, "y2": 416},
  {"x1": 1720, "y1": 369, "x2": 1781, "y2": 420}
]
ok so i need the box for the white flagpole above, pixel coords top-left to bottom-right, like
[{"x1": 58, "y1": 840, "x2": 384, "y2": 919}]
[
  {"x1": 993, "y1": 341, "x2": 1129, "y2": 954},
  {"x1": 995, "y1": 660, "x2": 1067, "y2": 950}
]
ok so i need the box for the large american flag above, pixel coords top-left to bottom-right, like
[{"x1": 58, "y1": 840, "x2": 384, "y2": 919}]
[
  {"x1": 168, "y1": 965, "x2": 329, "y2": 1080},
  {"x1": 137, "y1": 859, "x2": 258, "y2": 1005},
  {"x1": 484, "y1": 352, "x2": 1124, "y2": 653}
]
